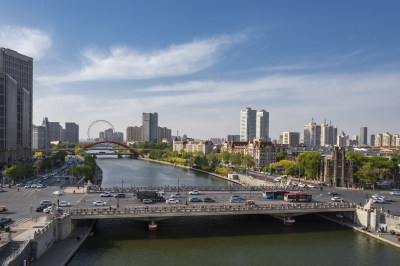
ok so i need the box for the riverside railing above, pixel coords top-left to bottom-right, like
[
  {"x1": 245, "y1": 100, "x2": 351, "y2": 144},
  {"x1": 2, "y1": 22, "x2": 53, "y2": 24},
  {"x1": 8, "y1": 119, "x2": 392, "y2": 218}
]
[
  {"x1": 2, "y1": 239, "x2": 30, "y2": 266},
  {"x1": 68, "y1": 202, "x2": 357, "y2": 218}
]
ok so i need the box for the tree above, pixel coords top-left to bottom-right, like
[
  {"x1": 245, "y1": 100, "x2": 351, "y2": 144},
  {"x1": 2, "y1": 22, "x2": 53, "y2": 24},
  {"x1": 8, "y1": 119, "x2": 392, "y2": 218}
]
[
  {"x1": 75, "y1": 148, "x2": 84, "y2": 156},
  {"x1": 230, "y1": 152, "x2": 243, "y2": 167},
  {"x1": 276, "y1": 151, "x2": 288, "y2": 162},
  {"x1": 355, "y1": 162, "x2": 378, "y2": 188},
  {"x1": 297, "y1": 152, "x2": 322, "y2": 179},
  {"x1": 346, "y1": 152, "x2": 369, "y2": 168},
  {"x1": 221, "y1": 151, "x2": 231, "y2": 162},
  {"x1": 34, "y1": 152, "x2": 43, "y2": 158},
  {"x1": 243, "y1": 154, "x2": 255, "y2": 169}
]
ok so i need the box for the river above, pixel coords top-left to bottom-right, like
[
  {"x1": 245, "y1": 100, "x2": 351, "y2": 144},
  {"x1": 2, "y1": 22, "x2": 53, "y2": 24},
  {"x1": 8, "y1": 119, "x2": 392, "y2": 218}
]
[{"x1": 68, "y1": 158, "x2": 400, "y2": 266}]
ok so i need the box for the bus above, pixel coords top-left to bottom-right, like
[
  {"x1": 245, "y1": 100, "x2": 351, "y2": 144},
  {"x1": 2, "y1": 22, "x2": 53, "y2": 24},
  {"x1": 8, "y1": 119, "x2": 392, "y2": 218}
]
[
  {"x1": 262, "y1": 190, "x2": 289, "y2": 200},
  {"x1": 284, "y1": 193, "x2": 312, "y2": 202}
]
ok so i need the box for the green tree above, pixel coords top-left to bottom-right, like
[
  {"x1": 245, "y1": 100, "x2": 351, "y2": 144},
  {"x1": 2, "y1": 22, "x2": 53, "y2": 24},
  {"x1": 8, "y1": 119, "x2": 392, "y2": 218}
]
[
  {"x1": 355, "y1": 162, "x2": 378, "y2": 188},
  {"x1": 221, "y1": 151, "x2": 231, "y2": 162},
  {"x1": 346, "y1": 152, "x2": 369, "y2": 167},
  {"x1": 230, "y1": 152, "x2": 243, "y2": 167},
  {"x1": 276, "y1": 151, "x2": 288, "y2": 162},
  {"x1": 243, "y1": 154, "x2": 255, "y2": 169},
  {"x1": 297, "y1": 152, "x2": 322, "y2": 179}
]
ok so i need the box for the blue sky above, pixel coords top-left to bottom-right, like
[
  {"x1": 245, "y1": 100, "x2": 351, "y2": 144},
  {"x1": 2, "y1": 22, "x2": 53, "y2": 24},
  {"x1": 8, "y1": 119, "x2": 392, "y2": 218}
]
[{"x1": 1, "y1": 0, "x2": 400, "y2": 141}]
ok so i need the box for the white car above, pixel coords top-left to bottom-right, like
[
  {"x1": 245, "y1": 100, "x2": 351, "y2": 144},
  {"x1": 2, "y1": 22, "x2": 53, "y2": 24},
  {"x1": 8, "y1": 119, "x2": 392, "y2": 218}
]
[
  {"x1": 143, "y1": 199, "x2": 153, "y2": 204},
  {"x1": 331, "y1": 196, "x2": 343, "y2": 202},
  {"x1": 189, "y1": 190, "x2": 200, "y2": 195},
  {"x1": 171, "y1": 193, "x2": 184, "y2": 198},
  {"x1": 30, "y1": 184, "x2": 37, "y2": 188},
  {"x1": 93, "y1": 201, "x2": 107, "y2": 206},
  {"x1": 53, "y1": 190, "x2": 63, "y2": 196},
  {"x1": 58, "y1": 201, "x2": 71, "y2": 207},
  {"x1": 100, "y1": 192, "x2": 112, "y2": 197},
  {"x1": 373, "y1": 198, "x2": 386, "y2": 204},
  {"x1": 166, "y1": 199, "x2": 179, "y2": 204},
  {"x1": 43, "y1": 207, "x2": 52, "y2": 213},
  {"x1": 298, "y1": 183, "x2": 306, "y2": 188},
  {"x1": 389, "y1": 191, "x2": 400, "y2": 196},
  {"x1": 307, "y1": 184, "x2": 317, "y2": 188}
]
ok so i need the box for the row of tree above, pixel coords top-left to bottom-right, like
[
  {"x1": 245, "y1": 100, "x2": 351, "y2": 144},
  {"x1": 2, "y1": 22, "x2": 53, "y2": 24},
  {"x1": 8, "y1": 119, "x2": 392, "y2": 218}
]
[{"x1": 70, "y1": 154, "x2": 96, "y2": 183}]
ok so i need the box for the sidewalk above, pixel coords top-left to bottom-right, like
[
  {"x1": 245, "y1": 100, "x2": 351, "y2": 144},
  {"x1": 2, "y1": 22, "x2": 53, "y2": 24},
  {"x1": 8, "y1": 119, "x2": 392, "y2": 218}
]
[{"x1": 32, "y1": 220, "x2": 94, "y2": 266}]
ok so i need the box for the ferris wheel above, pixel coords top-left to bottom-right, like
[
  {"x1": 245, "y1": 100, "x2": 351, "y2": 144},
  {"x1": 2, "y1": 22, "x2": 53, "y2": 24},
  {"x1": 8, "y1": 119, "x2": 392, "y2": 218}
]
[{"x1": 87, "y1": 120, "x2": 115, "y2": 141}]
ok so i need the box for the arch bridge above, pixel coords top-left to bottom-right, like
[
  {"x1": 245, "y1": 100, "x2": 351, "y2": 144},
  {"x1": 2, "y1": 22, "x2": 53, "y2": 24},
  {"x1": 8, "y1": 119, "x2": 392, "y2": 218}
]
[{"x1": 83, "y1": 141, "x2": 138, "y2": 158}]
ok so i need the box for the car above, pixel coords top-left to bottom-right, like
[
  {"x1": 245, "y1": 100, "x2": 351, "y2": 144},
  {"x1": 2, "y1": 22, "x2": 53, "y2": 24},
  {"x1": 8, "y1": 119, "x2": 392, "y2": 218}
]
[
  {"x1": 56, "y1": 179, "x2": 61, "y2": 182},
  {"x1": 189, "y1": 197, "x2": 202, "y2": 202},
  {"x1": 373, "y1": 198, "x2": 386, "y2": 204},
  {"x1": 307, "y1": 184, "x2": 317, "y2": 188},
  {"x1": 0, "y1": 188, "x2": 6, "y2": 192},
  {"x1": 298, "y1": 183, "x2": 306, "y2": 188},
  {"x1": 328, "y1": 191, "x2": 338, "y2": 196},
  {"x1": 331, "y1": 196, "x2": 343, "y2": 202},
  {"x1": 0, "y1": 206, "x2": 7, "y2": 213},
  {"x1": 30, "y1": 184, "x2": 37, "y2": 188},
  {"x1": 43, "y1": 207, "x2": 52, "y2": 213},
  {"x1": 53, "y1": 190, "x2": 63, "y2": 196},
  {"x1": 114, "y1": 193, "x2": 126, "y2": 198},
  {"x1": 0, "y1": 217, "x2": 11, "y2": 225},
  {"x1": 166, "y1": 199, "x2": 179, "y2": 204},
  {"x1": 58, "y1": 201, "x2": 72, "y2": 207},
  {"x1": 389, "y1": 191, "x2": 400, "y2": 196},
  {"x1": 245, "y1": 200, "x2": 255, "y2": 205},
  {"x1": 35, "y1": 205, "x2": 46, "y2": 212},
  {"x1": 231, "y1": 195, "x2": 243, "y2": 200},
  {"x1": 380, "y1": 196, "x2": 392, "y2": 202},
  {"x1": 229, "y1": 198, "x2": 243, "y2": 203},
  {"x1": 189, "y1": 190, "x2": 200, "y2": 195},
  {"x1": 203, "y1": 198, "x2": 215, "y2": 203},
  {"x1": 24, "y1": 185, "x2": 31, "y2": 189},
  {"x1": 40, "y1": 200, "x2": 54, "y2": 206},
  {"x1": 16, "y1": 183, "x2": 24, "y2": 187},
  {"x1": 143, "y1": 199, "x2": 153, "y2": 204},
  {"x1": 171, "y1": 193, "x2": 185, "y2": 198},
  {"x1": 100, "y1": 192, "x2": 112, "y2": 197},
  {"x1": 93, "y1": 201, "x2": 107, "y2": 206},
  {"x1": 36, "y1": 184, "x2": 43, "y2": 188}
]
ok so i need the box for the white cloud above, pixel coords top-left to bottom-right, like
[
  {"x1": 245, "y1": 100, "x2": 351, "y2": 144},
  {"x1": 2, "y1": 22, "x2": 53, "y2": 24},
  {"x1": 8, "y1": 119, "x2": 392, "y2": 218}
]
[
  {"x1": 34, "y1": 71, "x2": 400, "y2": 140},
  {"x1": 0, "y1": 25, "x2": 51, "y2": 60},
  {"x1": 38, "y1": 34, "x2": 246, "y2": 85}
]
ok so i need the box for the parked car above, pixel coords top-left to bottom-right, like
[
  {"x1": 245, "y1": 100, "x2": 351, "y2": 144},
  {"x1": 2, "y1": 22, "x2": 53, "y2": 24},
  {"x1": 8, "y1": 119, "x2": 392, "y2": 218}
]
[
  {"x1": 189, "y1": 197, "x2": 202, "y2": 202},
  {"x1": 331, "y1": 196, "x2": 343, "y2": 202},
  {"x1": 93, "y1": 201, "x2": 107, "y2": 206},
  {"x1": 40, "y1": 200, "x2": 54, "y2": 206},
  {"x1": 166, "y1": 199, "x2": 179, "y2": 204},
  {"x1": 35, "y1": 205, "x2": 46, "y2": 212},
  {"x1": 114, "y1": 193, "x2": 126, "y2": 198},
  {"x1": 16, "y1": 183, "x2": 24, "y2": 187},
  {"x1": 43, "y1": 207, "x2": 52, "y2": 213},
  {"x1": 373, "y1": 198, "x2": 386, "y2": 204},
  {"x1": 100, "y1": 192, "x2": 112, "y2": 197},
  {"x1": 171, "y1": 193, "x2": 185, "y2": 198},
  {"x1": 203, "y1": 198, "x2": 215, "y2": 203},
  {"x1": 0, "y1": 217, "x2": 11, "y2": 226},
  {"x1": 328, "y1": 191, "x2": 338, "y2": 196},
  {"x1": 189, "y1": 190, "x2": 200, "y2": 195},
  {"x1": 389, "y1": 191, "x2": 400, "y2": 196},
  {"x1": 143, "y1": 199, "x2": 153, "y2": 204},
  {"x1": 58, "y1": 201, "x2": 72, "y2": 207},
  {"x1": 53, "y1": 190, "x2": 63, "y2": 196},
  {"x1": 307, "y1": 184, "x2": 317, "y2": 188}
]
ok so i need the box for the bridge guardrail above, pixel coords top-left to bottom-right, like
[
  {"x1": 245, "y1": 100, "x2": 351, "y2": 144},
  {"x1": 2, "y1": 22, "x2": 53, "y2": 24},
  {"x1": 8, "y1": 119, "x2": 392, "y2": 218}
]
[{"x1": 68, "y1": 202, "x2": 357, "y2": 218}]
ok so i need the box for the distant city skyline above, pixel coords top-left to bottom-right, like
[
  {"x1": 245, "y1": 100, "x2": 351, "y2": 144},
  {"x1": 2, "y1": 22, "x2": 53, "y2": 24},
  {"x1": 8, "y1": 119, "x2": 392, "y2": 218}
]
[{"x1": 1, "y1": 1, "x2": 399, "y2": 140}]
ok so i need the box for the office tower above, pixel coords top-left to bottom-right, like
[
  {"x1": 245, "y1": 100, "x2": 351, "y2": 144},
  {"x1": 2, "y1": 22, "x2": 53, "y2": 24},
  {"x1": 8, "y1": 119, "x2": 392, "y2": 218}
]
[
  {"x1": 114, "y1": 132, "x2": 124, "y2": 143},
  {"x1": 360, "y1": 127, "x2": 368, "y2": 146},
  {"x1": 304, "y1": 119, "x2": 321, "y2": 146},
  {"x1": 369, "y1": 134, "x2": 375, "y2": 147},
  {"x1": 126, "y1": 126, "x2": 142, "y2": 142},
  {"x1": 142, "y1": 112, "x2": 158, "y2": 142},
  {"x1": 256, "y1": 109, "x2": 269, "y2": 141},
  {"x1": 227, "y1": 135, "x2": 240, "y2": 142},
  {"x1": 337, "y1": 131, "x2": 348, "y2": 147},
  {"x1": 283, "y1": 132, "x2": 300, "y2": 145},
  {"x1": 104, "y1": 128, "x2": 114, "y2": 141},
  {"x1": 240, "y1": 107, "x2": 257, "y2": 142},
  {"x1": 320, "y1": 121, "x2": 337, "y2": 147},
  {"x1": 0, "y1": 48, "x2": 33, "y2": 165},
  {"x1": 32, "y1": 125, "x2": 47, "y2": 149},
  {"x1": 64, "y1": 122, "x2": 79, "y2": 143}
]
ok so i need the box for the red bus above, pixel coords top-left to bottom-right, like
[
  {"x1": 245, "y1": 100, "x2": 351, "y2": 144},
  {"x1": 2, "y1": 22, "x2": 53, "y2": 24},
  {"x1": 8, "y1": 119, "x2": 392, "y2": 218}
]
[
  {"x1": 284, "y1": 193, "x2": 312, "y2": 202},
  {"x1": 262, "y1": 190, "x2": 289, "y2": 200}
]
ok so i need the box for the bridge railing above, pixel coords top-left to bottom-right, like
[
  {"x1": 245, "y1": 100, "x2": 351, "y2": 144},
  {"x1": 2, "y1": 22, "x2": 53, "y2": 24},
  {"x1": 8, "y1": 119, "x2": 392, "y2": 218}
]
[
  {"x1": 87, "y1": 185, "x2": 310, "y2": 193},
  {"x1": 69, "y1": 202, "x2": 357, "y2": 217}
]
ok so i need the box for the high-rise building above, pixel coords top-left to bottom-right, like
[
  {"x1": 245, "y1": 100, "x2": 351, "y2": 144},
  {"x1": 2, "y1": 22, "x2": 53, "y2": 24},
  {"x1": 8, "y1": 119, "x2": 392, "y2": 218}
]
[
  {"x1": 304, "y1": 120, "x2": 321, "y2": 146},
  {"x1": 369, "y1": 134, "x2": 375, "y2": 147},
  {"x1": 227, "y1": 135, "x2": 240, "y2": 142},
  {"x1": 64, "y1": 122, "x2": 79, "y2": 143},
  {"x1": 392, "y1": 134, "x2": 400, "y2": 146},
  {"x1": 283, "y1": 132, "x2": 300, "y2": 145},
  {"x1": 32, "y1": 125, "x2": 47, "y2": 149},
  {"x1": 158, "y1": 126, "x2": 172, "y2": 142},
  {"x1": 375, "y1": 134, "x2": 382, "y2": 147},
  {"x1": 256, "y1": 109, "x2": 269, "y2": 141},
  {"x1": 360, "y1": 127, "x2": 368, "y2": 146},
  {"x1": 382, "y1": 132, "x2": 392, "y2": 146},
  {"x1": 337, "y1": 131, "x2": 348, "y2": 147},
  {"x1": 0, "y1": 48, "x2": 33, "y2": 165},
  {"x1": 126, "y1": 126, "x2": 142, "y2": 142},
  {"x1": 142, "y1": 112, "x2": 158, "y2": 142},
  {"x1": 240, "y1": 107, "x2": 257, "y2": 142}
]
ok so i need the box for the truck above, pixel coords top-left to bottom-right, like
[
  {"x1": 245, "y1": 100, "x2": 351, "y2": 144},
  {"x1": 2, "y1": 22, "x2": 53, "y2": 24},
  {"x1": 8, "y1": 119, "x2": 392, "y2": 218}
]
[{"x1": 135, "y1": 190, "x2": 165, "y2": 202}]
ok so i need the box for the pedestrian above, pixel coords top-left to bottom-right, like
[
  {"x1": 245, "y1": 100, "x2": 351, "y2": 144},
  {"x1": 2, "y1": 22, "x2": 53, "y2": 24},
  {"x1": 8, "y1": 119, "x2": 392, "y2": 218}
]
[
  {"x1": 17, "y1": 188, "x2": 19, "y2": 192},
  {"x1": 76, "y1": 235, "x2": 79, "y2": 242}
]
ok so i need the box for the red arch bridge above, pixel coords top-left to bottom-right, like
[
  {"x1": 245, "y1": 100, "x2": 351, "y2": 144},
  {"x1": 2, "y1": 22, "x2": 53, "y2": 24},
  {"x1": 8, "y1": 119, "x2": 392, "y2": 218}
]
[{"x1": 83, "y1": 141, "x2": 140, "y2": 158}]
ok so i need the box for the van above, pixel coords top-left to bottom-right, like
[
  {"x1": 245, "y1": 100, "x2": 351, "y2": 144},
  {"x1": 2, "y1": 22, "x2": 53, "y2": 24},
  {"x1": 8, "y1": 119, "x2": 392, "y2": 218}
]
[{"x1": 245, "y1": 200, "x2": 255, "y2": 206}]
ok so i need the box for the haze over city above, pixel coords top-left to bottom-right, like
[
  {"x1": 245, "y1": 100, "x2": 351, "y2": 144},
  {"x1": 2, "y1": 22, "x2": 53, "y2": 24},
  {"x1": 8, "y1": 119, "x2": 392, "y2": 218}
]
[{"x1": 1, "y1": 0, "x2": 399, "y2": 140}]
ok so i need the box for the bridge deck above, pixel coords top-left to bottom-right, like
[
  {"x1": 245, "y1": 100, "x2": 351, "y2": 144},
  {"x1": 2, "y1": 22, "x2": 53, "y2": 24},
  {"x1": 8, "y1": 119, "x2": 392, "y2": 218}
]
[{"x1": 68, "y1": 202, "x2": 356, "y2": 220}]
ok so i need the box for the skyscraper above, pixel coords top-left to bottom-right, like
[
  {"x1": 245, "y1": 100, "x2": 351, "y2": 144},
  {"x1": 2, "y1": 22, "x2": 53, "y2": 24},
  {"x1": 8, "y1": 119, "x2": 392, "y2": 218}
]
[
  {"x1": 142, "y1": 112, "x2": 158, "y2": 142},
  {"x1": 360, "y1": 127, "x2": 368, "y2": 146},
  {"x1": 369, "y1": 134, "x2": 375, "y2": 147},
  {"x1": 256, "y1": 109, "x2": 269, "y2": 141},
  {"x1": 240, "y1": 107, "x2": 257, "y2": 142},
  {"x1": 282, "y1": 132, "x2": 300, "y2": 145},
  {"x1": 0, "y1": 48, "x2": 33, "y2": 165},
  {"x1": 304, "y1": 119, "x2": 321, "y2": 146},
  {"x1": 64, "y1": 122, "x2": 79, "y2": 143}
]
